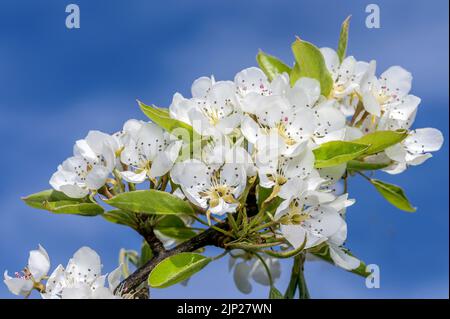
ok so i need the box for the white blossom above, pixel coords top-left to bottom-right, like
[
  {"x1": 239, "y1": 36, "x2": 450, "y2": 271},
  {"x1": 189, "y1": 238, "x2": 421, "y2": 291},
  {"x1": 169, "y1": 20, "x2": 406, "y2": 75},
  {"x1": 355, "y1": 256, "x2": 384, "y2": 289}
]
[{"x1": 4, "y1": 245, "x2": 50, "y2": 297}]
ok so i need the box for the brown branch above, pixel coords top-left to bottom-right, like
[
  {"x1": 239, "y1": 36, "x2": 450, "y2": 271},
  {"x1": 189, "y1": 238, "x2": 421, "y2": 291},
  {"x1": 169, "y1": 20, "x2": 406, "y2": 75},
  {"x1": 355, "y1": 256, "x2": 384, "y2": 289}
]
[{"x1": 115, "y1": 221, "x2": 230, "y2": 296}]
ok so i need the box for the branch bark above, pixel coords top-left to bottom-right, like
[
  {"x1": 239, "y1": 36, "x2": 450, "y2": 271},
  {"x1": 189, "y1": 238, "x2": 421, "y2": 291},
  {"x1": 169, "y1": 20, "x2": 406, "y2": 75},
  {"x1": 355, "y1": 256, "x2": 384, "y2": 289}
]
[{"x1": 116, "y1": 221, "x2": 229, "y2": 296}]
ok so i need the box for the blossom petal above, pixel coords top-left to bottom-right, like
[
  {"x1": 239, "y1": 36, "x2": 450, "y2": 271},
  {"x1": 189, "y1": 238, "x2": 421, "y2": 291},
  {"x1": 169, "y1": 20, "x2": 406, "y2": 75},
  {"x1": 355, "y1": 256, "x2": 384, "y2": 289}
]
[
  {"x1": 120, "y1": 170, "x2": 148, "y2": 184},
  {"x1": 191, "y1": 76, "x2": 213, "y2": 98},
  {"x1": 233, "y1": 262, "x2": 252, "y2": 294},
  {"x1": 380, "y1": 66, "x2": 412, "y2": 97},
  {"x1": 85, "y1": 166, "x2": 109, "y2": 190},
  {"x1": 362, "y1": 92, "x2": 381, "y2": 116},
  {"x1": 28, "y1": 244, "x2": 50, "y2": 281},
  {"x1": 329, "y1": 244, "x2": 361, "y2": 271},
  {"x1": 66, "y1": 247, "x2": 102, "y2": 285},
  {"x1": 405, "y1": 128, "x2": 444, "y2": 154},
  {"x1": 3, "y1": 271, "x2": 33, "y2": 296},
  {"x1": 149, "y1": 140, "x2": 182, "y2": 178}
]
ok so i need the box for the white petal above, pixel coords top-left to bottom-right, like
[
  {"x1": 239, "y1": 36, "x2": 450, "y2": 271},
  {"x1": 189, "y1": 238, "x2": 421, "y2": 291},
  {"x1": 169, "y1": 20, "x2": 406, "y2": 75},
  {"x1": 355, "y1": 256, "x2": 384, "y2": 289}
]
[
  {"x1": 43, "y1": 264, "x2": 65, "y2": 299},
  {"x1": 120, "y1": 170, "x2": 148, "y2": 183},
  {"x1": 320, "y1": 47, "x2": 340, "y2": 78},
  {"x1": 107, "y1": 266, "x2": 122, "y2": 292},
  {"x1": 281, "y1": 224, "x2": 307, "y2": 249},
  {"x1": 149, "y1": 140, "x2": 182, "y2": 178},
  {"x1": 233, "y1": 262, "x2": 252, "y2": 294},
  {"x1": 59, "y1": 184, "x2": 89, "y2": 199},
  {"x1": 85, "y1": 166, "x2": 109, "y2": 190},
  {"x1": 385, "y1": 143, "x2": 407, "y2": 162},
  {"x1": 389, "y1": 95, "x2": 421, "y2": 121},
  {"x1": 362, "y1": 92, "x2": 381, "y2": 116},
  {"x1": 3, "y1": 271, "x2": 33, "y2": 296},
  {"x1": 234, "y1": 67, "x2": 270, "y2": 97},
  {"x1": 191, "y1": 76, "x2": 213, "y2": 98},
  {"x1": 405, "y1": 128, "x2": 444, "y2": 154},
  {"x1": 383, "y1": 162, "x2": 408, "y2": 175},
  {"x1": 241, "y1": 115, "x2": 261, "y2": 145},
  {"x1": 61, "y1": 284, "x2": 92, "y2": 299},
  {"x1": 66, "y1": 247, "x2": 102, "y2": 285},
  {"x1": 380, "y1": 66, "x2": 412, "y2": 97},
  {"x1": 28, "y1": 244, "x2": 50, "y2": 281},
  {"x1": 304, "y1": 205, "x2": 344, "y2": 238},
  {"x1": 329, "y1": 245, "x2": 361, "y2": 271},
  {"x1": 49, "y1": 167, "x2": 76, "y2": 192}
]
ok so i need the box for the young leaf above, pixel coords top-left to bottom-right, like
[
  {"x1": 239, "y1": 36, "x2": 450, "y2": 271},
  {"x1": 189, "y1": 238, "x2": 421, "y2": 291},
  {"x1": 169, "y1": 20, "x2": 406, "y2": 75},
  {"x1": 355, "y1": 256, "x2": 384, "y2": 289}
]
[
  {"x1": 313, "y1": 141, "x2": 370, "y2": 168},
  {"x1": 291, "y1": 38, "x2": 333, "y2": 96},
  {"x1": 138, "y1": 100, "x2": 194, "y2": 142},
  {"x1": 148, "y1": 253, "x2": 211, "y2": 288},
  {"x1": 370, "y1": 179, "x2": 416, "y2": 212},
  {"x1": 256, "y1": 50, "x2": 292, "y2": 81},
  {"x1": 22, "y1": 189, "x2": 103, "y2": 216},
  {"x1": 269, "y1": 286, "x2": 285, "y2": 299},
  {"x1": 347, "y1": 160, "x2": 391, "y2": 171},
  {"x1": 104, "y1": 190, "x2": 195, "y2": 215},
  {"x1": 353, "y1": 130, "x2": 408, "y2": 155},
  {"x1": 337, "y1": 15, "x2": 351, "y2": 63},
  {"x1": 102, "y1": 209, "x2": 139, "y2": 228},
  {"x1": 138, "y1": 241, "x2": 153, "y2": 267},
  {"x1": 155, "y1": 215, "x2": 197, "y2": 240}
]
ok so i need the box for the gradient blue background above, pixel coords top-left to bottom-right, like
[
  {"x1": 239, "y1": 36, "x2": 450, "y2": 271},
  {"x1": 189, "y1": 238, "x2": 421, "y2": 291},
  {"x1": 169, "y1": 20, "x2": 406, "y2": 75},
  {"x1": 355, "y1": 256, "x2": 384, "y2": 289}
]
[{"x1": 0, "y1": 0, "x2": 448, "y2": 298}]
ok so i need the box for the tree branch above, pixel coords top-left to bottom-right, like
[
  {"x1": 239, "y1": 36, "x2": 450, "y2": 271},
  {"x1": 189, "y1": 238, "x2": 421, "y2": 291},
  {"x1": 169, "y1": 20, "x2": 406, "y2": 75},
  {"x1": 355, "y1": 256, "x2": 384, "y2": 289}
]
[{"x1": 116, "y1": 221, "x2": 229, "y2": 296}]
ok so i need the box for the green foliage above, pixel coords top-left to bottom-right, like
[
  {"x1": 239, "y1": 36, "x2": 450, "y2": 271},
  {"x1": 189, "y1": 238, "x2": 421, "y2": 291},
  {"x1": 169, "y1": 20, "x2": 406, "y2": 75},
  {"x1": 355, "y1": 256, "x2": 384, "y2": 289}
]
[
  {"x1": 313, "y1": 141, "x2": 369, "y2": 168},
  {"x1": 291, "y1": 38, "x2": 333, "y2": 96},
  {"x1": 269, "y1": 286, "x2": 284, "y2": 299},
  {"x1": 353, "y1": 130, "x2": 408, "y2": 155},
  {"x1": 138, "y1": 100, "x2": 194, "y2": 142},
  {"x1": 337, "y1": 15, "x2": 351, "y2": 63},
  {"x1": 102, "y1": 209, "x2": 139, "y2": 228},
  {"x1": 155, "y1": 215, "x2": 197, "y2": 240},
  {"x1": 256, "y1": 50, "x2": 292, "y2": 81},
  {"x1": 104, "y1": 190, "x2": 195, "y2": 215},
  {"x1": 148, "y1": 253, "x2": 211, "y2": 288},
  {"x1": 138, "y1": 241, "x2": 153, "y2": 268},
  {"x1": 22, "y1": 189, "x2": 103, "y2": 216},
  {"x1": 347, "y1": 160, "x2": 391, "y2": 171},
  {"x1": 370, "y1": 179, "x2": 416, "y2": 212}
]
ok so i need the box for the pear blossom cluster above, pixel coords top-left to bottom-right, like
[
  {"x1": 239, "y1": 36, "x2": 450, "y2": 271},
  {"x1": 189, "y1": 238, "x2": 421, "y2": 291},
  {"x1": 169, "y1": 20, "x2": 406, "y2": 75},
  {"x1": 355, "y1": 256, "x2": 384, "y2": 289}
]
[
  {"x1": 47, "y1": 47, "x2": 442, "y2": 276},
  {"x1": 8, "y1": 41, "x2": 444, "y2": 298},
  {"x1": 4, "y1": 245, "x2": 122, "y2": 299}
]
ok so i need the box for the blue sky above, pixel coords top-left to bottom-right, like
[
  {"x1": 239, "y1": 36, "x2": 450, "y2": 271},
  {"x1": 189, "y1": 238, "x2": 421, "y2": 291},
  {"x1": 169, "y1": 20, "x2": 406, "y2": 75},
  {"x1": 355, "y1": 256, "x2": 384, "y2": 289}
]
[{"x1": 0, "y1": 0, "x2": 448, "y2": 298}]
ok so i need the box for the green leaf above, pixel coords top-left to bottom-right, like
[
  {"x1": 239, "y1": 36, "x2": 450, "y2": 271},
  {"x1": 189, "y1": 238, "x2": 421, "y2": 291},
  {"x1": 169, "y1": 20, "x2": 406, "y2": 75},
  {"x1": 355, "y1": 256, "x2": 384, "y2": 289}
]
[
  {"x1": 256, "y1": 50, "x2": 292, "y2": 81},
  {"x1": 353, "y1": 130, "x2": 408, "y2": 155},
  {"x1": 102, "y1": 209, "x2": 139, "y2": 228},
  {"x1": 337, "y1": 15, "x2": 351, "y2": 63},
  {"x1": 269, "y1": 287, "x2": 284, "y2": 299},
  {"x1": 257, "y1": 186, "x2": 283, "y2": 214},
  {"x1": 311, "y1": 243, "x2": 370, "y2": 277},
  {"x1": 138, "y1": 241, "x2": 153, "y2": 267},
  {"x1": 370, "y1": 179, "x2": 416, "y2": 212},
  {"x1": 291, "y1": 38, "x2": 333, "y2": 96},
  {"x1": 22, "y1": 189, "x2": 103, "y2": 216},
  {"x1": 148, "y1": 253, "x2": 211, "y2": 288},
  {"x1": 155, "y1": 215, "x2": 197, "y2": 240},
  {"x1": 313, "y1": 141, "x2": 370, "y2": 168},
  {"x1": 347, "y1": 160, "x2": 391, "y2": 171},
  {"x1": 138, "y1": 100, "x2": 194, "y2": 142},
  {"x1": 104, "y1": 190, "x2": 195, "y2": 215}
]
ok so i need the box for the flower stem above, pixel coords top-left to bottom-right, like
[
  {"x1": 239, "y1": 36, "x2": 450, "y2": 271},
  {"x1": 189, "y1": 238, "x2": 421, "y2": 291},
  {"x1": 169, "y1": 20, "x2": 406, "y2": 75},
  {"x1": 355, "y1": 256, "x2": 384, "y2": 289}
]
[{"x1": 297, "y1": 253, "x2": 310, "y2": 299}]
